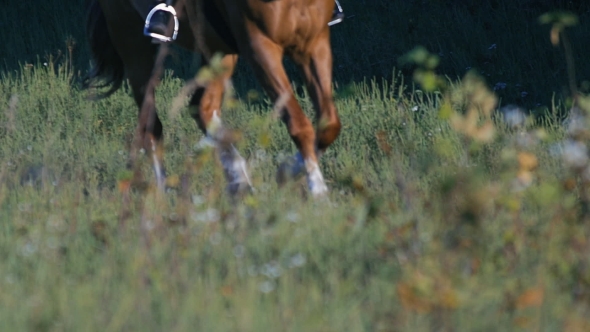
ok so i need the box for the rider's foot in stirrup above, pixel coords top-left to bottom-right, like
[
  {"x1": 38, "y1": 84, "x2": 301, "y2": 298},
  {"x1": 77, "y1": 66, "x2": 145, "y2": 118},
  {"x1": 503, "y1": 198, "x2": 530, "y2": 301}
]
[
  {"x1": 332, "y1": 10, "x2": 344, "y2": 22},
  {"x1": 146, "y1": 10, "x2": 171, "y2": 38},
  {"x1": 329, "y1": 7, "x2": 344, "y2": 26}
]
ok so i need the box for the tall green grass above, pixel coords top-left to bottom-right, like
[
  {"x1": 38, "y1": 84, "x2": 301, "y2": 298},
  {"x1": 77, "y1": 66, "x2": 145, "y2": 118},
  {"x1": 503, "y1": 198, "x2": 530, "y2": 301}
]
[
  {"x1": 2, "y1": 3, "x2": 590, "y2": 330},
  {"x1": 1, "y1": 52, "x2": 590, "y2": 330}
]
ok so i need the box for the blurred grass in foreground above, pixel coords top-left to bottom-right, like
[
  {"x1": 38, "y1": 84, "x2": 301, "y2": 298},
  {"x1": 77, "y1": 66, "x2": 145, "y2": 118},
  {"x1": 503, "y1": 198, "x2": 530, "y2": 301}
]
[{"x1": 2, "y1": 48, "x2": 590, "y2": 330}]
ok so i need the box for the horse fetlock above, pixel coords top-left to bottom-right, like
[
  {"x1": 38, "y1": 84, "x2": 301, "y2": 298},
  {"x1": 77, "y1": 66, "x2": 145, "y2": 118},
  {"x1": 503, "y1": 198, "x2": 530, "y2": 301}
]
[
  {"x1": 277, "y1": 153, "x2": 328, "y2": 196},
  {"x1": 277, "y1": 152, "x2": 306, "y2": 184},
  {"x1": 305, "y1": 158, "x2": 328, "y2": 196},
  {"x1": 317, "y1": 118, "x2": 341, "y2": 150},
  {"x1": 219, "y1": 146, "x2": 252, "y2": 195}
]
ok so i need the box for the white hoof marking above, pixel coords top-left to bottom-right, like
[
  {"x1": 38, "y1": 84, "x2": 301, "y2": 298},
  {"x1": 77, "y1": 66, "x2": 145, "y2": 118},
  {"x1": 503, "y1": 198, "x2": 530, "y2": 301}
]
[
  {"x1": 207, "y1": 111, "x2": 252, "y2": 195},
  {"x1": 150, "y1": 138, "x2": 166, "y2": 190},
  {"x1": 219, "y1": 145, "x2": 252, "y2": 195},
  {"x1": 305, "y1": 159, "x2": 328, "y2": 197}
]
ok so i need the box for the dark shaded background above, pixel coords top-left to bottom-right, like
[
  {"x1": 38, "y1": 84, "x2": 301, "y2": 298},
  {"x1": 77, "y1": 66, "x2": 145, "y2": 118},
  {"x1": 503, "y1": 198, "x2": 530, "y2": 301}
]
[{"x1": 2, "y1": 0, "x2": 590, "y2": 112}]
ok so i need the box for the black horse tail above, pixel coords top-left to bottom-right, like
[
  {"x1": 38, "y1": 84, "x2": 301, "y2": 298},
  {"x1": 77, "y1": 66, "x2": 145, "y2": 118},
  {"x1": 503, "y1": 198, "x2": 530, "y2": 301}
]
[{"x1": 83, "y1": 0, "x2": 125, "y2": 98}]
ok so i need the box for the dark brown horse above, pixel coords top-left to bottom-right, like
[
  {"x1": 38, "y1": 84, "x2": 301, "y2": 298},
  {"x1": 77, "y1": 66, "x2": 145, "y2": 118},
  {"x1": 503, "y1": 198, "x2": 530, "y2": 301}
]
[{"x1": 85, "y1": 0, "x2": 341, "y2": 197}]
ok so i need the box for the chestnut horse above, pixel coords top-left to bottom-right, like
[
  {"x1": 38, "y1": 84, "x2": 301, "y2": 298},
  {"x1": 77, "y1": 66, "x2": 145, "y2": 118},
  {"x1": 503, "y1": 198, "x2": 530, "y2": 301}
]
[{"x1": 85, "y1": 0, "x2": 341, "y2": 197}]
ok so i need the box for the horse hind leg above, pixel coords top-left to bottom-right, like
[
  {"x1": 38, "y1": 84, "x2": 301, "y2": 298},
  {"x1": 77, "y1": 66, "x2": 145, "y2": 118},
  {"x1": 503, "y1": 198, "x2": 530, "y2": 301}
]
[
  {"x1": 125, "y1": 48, "x2": 168, "y2": 190},
  {"x1": 188, "y1": 54, "x2": 251, "y2": 195}
]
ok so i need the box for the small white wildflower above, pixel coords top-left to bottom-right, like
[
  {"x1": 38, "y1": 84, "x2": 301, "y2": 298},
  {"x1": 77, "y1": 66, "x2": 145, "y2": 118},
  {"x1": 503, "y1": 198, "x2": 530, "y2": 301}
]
[
  {"x1": 194, "y1": 137, "x2": 216, "y2": 150},
  {"x1": 259, "y1": 281, "x2": 275, "y2": 294},
  {"x1": 259, "y1": 183, "x2": 271, "y2": 193},
  {"x1": 21, "y1": 242, "x2": 37, "y2": 257},
  {"x1": 261, "y1": 261, "x2": 282, "y2": 279},
  {"x1": 247, "y1": 265, "x2": 258, "y2": 277},
  {"x1": 46, "y1": 237, "x2": 59, "y2": 250},
  {"x1": 276, "y1": 152, "x2": 287, "y2": 163},
  {"x1": 563, "y1": 140, "x2": 588, "y2": 169},
  {"x1": 256, "y1": 149, "x2": 267, "y2": 161},
  {"x1": 143, "y1": 220, "x2": 156, "y2": 231},
  {"x1": 192, "y1": 195, "x2": 205, "y2": 206},
  {"x1": 46, "y1": 215, "x2": 65, "y2": 232},
  {"x1": 564, "y1": 109, "x2": 587, "y2": 137},
  {"x1": 499, "y1": 105, "x2": 526, "y2": 129},
  {"x1": 209, "y1": 232, "x2": 222, "y2": 245},
  {"x1": 191, "y1": 208, "x2": 220, "y2": 224},
  {"x1": 233, "y1": 245, "x2": 245, "y2": 258},
  {"x1": 494, "y1": 82, "x2": 507, "y2": 91},
  {"x1": 18, "y1": 203, "x2": 31, "y2": 212},
  {"x1": 411, "y1": 106, "x2": 419, "y2": 112},
  {"x1": 286, "y1": 211, "x2": 299, "y2": 223},
  {"x1": 289, "y1": 253, "x2": 306, "y2": 268}
]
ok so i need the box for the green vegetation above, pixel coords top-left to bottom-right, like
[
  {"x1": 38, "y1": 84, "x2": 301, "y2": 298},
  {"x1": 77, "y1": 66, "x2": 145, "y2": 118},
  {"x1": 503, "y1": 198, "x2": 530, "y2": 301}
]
[
  {"x1": 2, "y1": 47, "x2": 590, "y2": 329},
  {"x1": 2, "y1": 1, "x2": 590, "y2": 331}
]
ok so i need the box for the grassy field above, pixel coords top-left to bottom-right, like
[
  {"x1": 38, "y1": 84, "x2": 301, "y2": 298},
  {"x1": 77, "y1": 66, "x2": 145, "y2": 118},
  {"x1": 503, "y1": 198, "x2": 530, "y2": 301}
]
[
  {"x1": 2, "y1": 1, "x2": 590, "y2": 331},
  {"x1": 2, "y1": 49, "x2": 590, "y2": 330}
]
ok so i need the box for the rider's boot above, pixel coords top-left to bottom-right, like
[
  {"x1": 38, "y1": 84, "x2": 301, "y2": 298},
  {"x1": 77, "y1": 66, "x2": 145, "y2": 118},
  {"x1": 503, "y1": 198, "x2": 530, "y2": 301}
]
[
  {"x1": 143, "y1": 1, "x2": 178, "y2": 42},
  {"x1": 146, "y1": 10, "x2": 170, "y2": 37},
  {"x1": 329, "y1": 0, "x2": 344, "y2": 26}
]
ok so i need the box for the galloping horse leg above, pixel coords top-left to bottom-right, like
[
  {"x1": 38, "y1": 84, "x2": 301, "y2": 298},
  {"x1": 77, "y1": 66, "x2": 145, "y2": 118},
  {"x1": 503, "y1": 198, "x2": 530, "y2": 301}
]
[
  {"x1": 278, "y1": 30, "x2": 341, "y2": 188},
  {"x1": 188, "y1": 54, "x2": 251, "y2": 195},
  {"x1": 107, "y1": 15, "x2": 167, "y2": 189},
  {"x1": 296, "y1": 29, "x2": 341, "y2": 157},
  {"x1": 128, "y1": 55, "x2": 168, "y2": 190},
  {"x1": 237, "y1": 31, "x2": 327, "y2": 196}
]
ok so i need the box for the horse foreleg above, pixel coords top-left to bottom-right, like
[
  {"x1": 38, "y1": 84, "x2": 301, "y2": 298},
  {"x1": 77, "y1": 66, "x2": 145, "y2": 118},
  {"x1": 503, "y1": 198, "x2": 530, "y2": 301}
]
[
  {"x1": 189, "y1": 54, "x2": 251, "y2": 195},
  {"x1": 275, "y1": 29, "x2": 341, "y2": 197},
  {"x1": 208, "y1": 110, "x2": 252, "y2": 195},
  {"x1": 241, "y1": 33, "x2": 327, "y2": 196},
  {"x1": 298, "y1": 29, "x2": 341, "y2": 155}
]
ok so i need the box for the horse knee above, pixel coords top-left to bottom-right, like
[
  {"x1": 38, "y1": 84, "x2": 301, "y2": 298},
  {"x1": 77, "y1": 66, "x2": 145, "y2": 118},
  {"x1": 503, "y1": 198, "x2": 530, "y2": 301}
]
[
  {"x1": 189, "y1": 86, "x2": 220, "y2": 134},
  {"x1": 317, "y1": 115, "x2": 341, "y2": 151}
]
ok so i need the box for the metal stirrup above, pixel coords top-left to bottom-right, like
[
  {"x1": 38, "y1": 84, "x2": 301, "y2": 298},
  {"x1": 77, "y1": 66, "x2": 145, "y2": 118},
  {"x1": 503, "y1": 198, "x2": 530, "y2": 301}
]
[
  {"x1": 328, "y1": 0, "x2": 344, "y2": 26},
  {"x1": 143, "y1": 3, "x2": 179, "y2": 43}
]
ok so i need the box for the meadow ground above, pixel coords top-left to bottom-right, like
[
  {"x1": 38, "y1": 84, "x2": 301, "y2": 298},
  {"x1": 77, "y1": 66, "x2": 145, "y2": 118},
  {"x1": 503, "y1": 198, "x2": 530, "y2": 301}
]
[
  {"x1": 2, "y1": 1, "x2": 590, "y2": 331},
  {"x1": 2, "y1": 55, "x2": 590, "y2": 331}
]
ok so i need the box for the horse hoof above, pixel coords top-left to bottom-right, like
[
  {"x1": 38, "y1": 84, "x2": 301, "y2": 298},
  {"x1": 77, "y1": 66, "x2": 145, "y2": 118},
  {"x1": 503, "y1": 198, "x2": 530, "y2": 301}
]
[
  {"x1": 226, "y1": 181, "x2": 253, "y2": 197},
  {"x1": 308, "y1": 180, "x2": 328, "y2": 197},
  {"x1": 219, "y1": 146, "x2": 252, "y2": 196},
  {"x1": 276, "y1": 153, "x2": 305, "y2": 184},
  {"x1": 305, "y1": 158, "x2": 329, "y2": 198}
]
